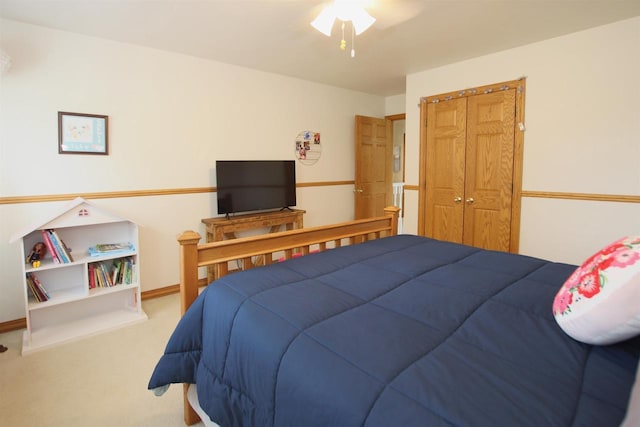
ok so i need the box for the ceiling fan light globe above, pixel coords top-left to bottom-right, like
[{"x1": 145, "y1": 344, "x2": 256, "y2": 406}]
[{"x1": 334, "y1": 0, "x2": 357, "y2": 21}]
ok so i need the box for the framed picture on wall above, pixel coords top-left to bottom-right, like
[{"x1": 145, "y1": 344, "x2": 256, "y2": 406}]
[{"x1": 58, "y1": 111, "x2": 109, "y2": 155}]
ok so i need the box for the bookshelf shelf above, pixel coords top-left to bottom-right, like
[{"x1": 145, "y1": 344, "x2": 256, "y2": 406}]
[
  {"x1": 23, "y1": 250, "x2": 138, "y2": 273},
  {"x1": 27, "y1": 287, "x2": 87, "y2": 310},
  {"x1": 24, "y1": 259, "x2": 61, "y2": 272},
  {"x1": 87, "y1": 282, "x2": 140, "y2": 297},
  {"x1": 22, "y1": 308, "x2": 146, "y2": 354},
  {"x1": 27, "y1": 283, "x2": 139, "y2": 310},
  {"x1": 11, "y1": 197, "x2": 147, "y2": 355},
  {"x1": 86, "y1": 250, "x2": 136, "y2": 263}
]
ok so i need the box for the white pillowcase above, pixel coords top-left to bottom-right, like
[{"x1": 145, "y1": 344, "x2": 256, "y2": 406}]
[{"x1": 552, "y1": 236, "x2": 640, "y2": 345}]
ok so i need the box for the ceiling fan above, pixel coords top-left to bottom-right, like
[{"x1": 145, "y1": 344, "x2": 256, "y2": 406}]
[{"x1": 309, "y1": 0, "x2": 426, "y2": 57}]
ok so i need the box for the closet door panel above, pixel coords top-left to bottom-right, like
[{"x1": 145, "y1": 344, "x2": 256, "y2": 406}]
[
  {"x1": 425, "y1": 99, "x2": 467, "y2": 242},
  {"x1": 464, "y1": 90, "x2": 516, "y2": 251}
]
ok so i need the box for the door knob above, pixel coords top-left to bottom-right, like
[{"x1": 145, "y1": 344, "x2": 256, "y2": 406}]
[
  {"x1": 454, "y1": 197, "x2": 462, "y2": 203},
  {"x1": 353, "y1": 189, "x2": 364, "y2": 193},
  {"x1": 466, "y1": 197, "x2": 475, "y2": 204}
]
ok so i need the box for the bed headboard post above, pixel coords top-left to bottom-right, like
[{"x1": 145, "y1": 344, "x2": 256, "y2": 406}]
[
  {"x1": 177, "y1": 231, "x2": 203, "y2": 425},
  {"x1": 177, "y1": 231, "x2": 201, "y2": 316},
  {"x1": 383, "y1": 206, "x2": 401, "y2": 236}
]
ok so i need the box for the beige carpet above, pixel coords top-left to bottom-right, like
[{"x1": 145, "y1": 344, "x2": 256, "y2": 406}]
[{"x1": 0, "y1": 293, "x2": 204, "y2": 427}]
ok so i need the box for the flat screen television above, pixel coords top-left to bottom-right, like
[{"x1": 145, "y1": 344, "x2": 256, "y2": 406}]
[{"x1": 216, "y1": 160, "x2": 297, "y2": 215}]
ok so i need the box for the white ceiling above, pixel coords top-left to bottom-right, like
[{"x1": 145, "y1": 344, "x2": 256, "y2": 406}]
[{"x1": 1, "y1": 0, "x2": 639, "y2": 96}]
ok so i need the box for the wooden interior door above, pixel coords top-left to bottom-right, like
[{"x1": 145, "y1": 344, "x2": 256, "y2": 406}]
[
  {"x1": 421, "y1": 83, "x2": 519, "y2": 252},
  {"x1": 463, "y1": 89, "x2": 516, "y2": 250},
  {"x1": 424, "y1": 98, "x2": 467, "y2": 242},
  {"x1": 355, "y1": 115, "x2": 392, "y2": 219}
]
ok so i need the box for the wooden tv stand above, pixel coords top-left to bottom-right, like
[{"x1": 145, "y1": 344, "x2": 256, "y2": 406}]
[{"x1": 201, "y1": 209, "x2": 305, "y2": 282}]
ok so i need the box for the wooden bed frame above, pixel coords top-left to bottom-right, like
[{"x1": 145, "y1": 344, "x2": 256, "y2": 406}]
[{"x1": 176, "y1": 206, "x2": 400, "y2": 425}]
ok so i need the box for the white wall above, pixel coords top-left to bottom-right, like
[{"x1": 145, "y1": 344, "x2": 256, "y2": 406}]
[
  {"x1": 4, "y1": 17, "x2": 638, "y2": 324},
  {"x1": 404, "y1": 17, "x2": 640, "y2": 264},
  {"x1": 0, "y1": 19, "x2": 385, "y2": 322},
  {"x1": 385, "y1": 94, "x2": 406, "y2": 116}
]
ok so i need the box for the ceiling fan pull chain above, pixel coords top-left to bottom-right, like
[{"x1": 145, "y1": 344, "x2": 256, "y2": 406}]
[{"x1": 351, "y1": 23, "x2": 356, "y2": 58}]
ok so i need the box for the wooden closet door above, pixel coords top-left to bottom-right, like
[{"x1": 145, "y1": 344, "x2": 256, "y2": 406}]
[
  {"x1": 424, "y1": 98, "x2": 467, "y2": 242},
  {"x1": 463, "y1": 89, "x2": 516, "y2": 251},
  {"x1": 419, "y1": 79, "x2": 524, "y2": 252}
]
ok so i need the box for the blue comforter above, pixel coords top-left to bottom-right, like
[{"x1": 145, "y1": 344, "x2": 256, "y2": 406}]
[{"x1": 149, "y1": 235, "x2": 639, "y2": 426}]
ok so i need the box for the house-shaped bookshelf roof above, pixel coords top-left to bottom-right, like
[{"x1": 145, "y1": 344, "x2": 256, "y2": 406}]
[{"x1": 10, "y1": 197, "x2": 136, "y2": 243}]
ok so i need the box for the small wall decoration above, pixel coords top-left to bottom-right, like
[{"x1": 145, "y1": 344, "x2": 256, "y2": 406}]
[
  {"x1": 295, "y1": 130, "x2": 322, "y2": 165},
  {"x1": 58, "y1": 111, "x2": 108, "y2": 155}
]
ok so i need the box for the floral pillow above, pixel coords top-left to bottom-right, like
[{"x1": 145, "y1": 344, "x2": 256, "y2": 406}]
[{"x1": 552, "y1": 236, "x2": 640, "y2": 345}]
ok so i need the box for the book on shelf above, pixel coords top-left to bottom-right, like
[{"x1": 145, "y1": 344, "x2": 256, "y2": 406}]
[
  {"x1": 88, "y1": 256, "x2": 135, "y2": 289},
  {"x1": 26, "y1": 272, "x2": 50, "y2": 302},
  {"x1": 112, "y1": 260, "x2": 121, "y2": 284},
  {"x1": 46, "y1": 229, "x2": 67, "y2": 262},
  {"x1": 31, "y1": 273, "x2": 50, "y2": 300},
  {"x1": 116, "y1": 257, "x2": 135, "y2": 285},
  {"x1": 39, "y1": 230, "x2": 60, "y2": 264},
  {"x1": 96, "y1": 262, "x2": 112, "y2": 288},
  {"x1": 26, "y1": 277, "x2": 42, "y2": 301},
  {"x1": 88, "y1": 263, "x2": 96, "y2": 289},
  {"x1": 45, "y1": 229, "x2": 74, "y2": 263},
  {"x1": 60, "y1": 238, "x2": 74, "y2": 262},
  {"x1": 88, "y1": 242, "x2": 135, "y2": 257}
]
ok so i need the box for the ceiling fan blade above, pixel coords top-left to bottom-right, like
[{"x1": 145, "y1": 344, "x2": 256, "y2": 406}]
[
  {"x1": 311, "y1": 5, "x2": 337, "y2": 36},
  {"x1": 367, "y1": 0, "x2": 426, "y2": 30}
]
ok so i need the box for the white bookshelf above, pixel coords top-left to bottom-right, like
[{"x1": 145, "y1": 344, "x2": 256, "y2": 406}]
[{"x1": 11, "y1": 197, "x2": 147, "y2": 355}]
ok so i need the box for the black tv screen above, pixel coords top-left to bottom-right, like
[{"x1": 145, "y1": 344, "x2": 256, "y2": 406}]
[{"x1": 216, "y1": 160, "x2": 297, "y2": 215}]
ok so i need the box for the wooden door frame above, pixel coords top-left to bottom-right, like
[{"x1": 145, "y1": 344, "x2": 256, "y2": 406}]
[
  {"x1": 386, "y1": 114, "x2": 406, "y2": 222},
  {"x1": 417, "y1": 79, "x2": 526, "y2": 253},
  {"x1": 385, "y1": 115, "x2": 407, "y2": 177},
  {"x1": 386, "y1": 114, "x2": 406, "y2": 122}
]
